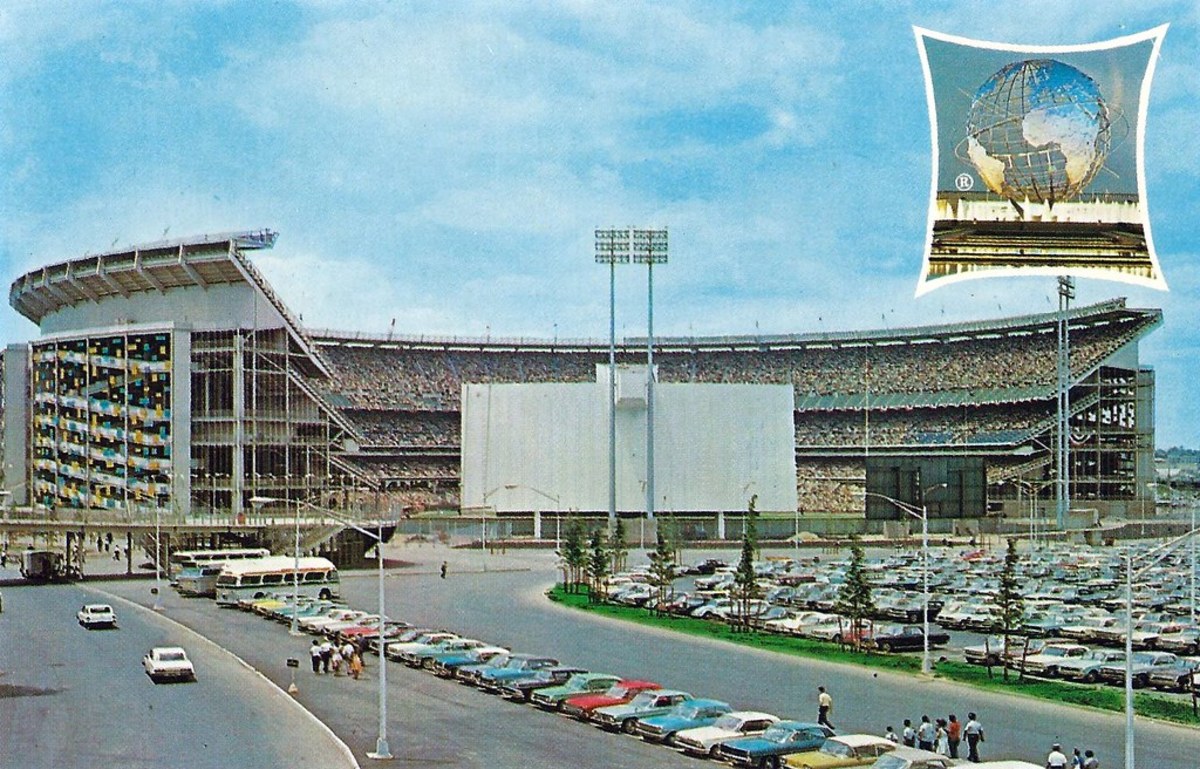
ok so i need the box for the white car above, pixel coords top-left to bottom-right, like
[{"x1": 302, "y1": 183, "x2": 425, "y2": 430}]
[
  {"x1": 142, "y1": 647, "x2": 196, "y2": 683},
  {"x1": 77, "y1": 603, "x2": 117, "y2": 629},
  {"x1": 674, "y1": 710, "x2": 779, "y2": 757}
]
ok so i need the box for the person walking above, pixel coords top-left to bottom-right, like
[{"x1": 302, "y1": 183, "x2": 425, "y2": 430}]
[
  {"x1": 330, "y1": 644, "x2": 344, "y2": 675},
  {"x1": 884, "y1": 726, "x2": 899, "y2": 744},
  {"x1": 1045, "y1": 743, "x2": 1069, "y2": 769},
  {"x1": 946, "y1": 714, "x2": 962, "y2": 759},
  {"x1": 934, "y1": 719, "x2": 949, "y2": 756},
  {"x1": 309, "y1": 639, "x2": 323, "y2": 674},
  {"x1": 964, "y1": 712, "x2": 984, "y2": 763},
  {"x1": 440, "y1": 560, "x2": 448, "y2": 579},
  {"x1": 816, "y1": 686, "x2": 834, "y2": 729},
  {"x1": 318, "y1": 638, "x2": 333, "y2": 674},
  {"x1": 901, "y1": 719, "x2": 916, "y2": 747},
  {"x1": 1081, "y1": 749, "x2": 1098, "y2": 769},
  {"x1": 916, "y1": 715, "x2": 935, "y2": 751},
  {"x1": 349, "y1": 648, "x2": 364, "y2": 679},
  {"x1": 1071, "y1": 747, "x2": 1083, "y2": 768}
]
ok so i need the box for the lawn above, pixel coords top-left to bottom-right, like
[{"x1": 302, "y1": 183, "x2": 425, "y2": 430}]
[{"x1": 547, "y1": 585, "x2": 1200, "y2": 726}]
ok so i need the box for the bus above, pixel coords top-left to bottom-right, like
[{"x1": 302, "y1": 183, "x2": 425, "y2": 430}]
[
  {"x1": 214, "y1": 556, "x2": 340, "y2": 607},
  {"x1": 174, "y1": 565, "x2": 228, "y2": 598},
  {"x1": 168, "y1": 547, "x2": 271, "y2": 582}
]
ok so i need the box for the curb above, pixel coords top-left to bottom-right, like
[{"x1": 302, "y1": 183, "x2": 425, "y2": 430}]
[{"x1": 90, "y1": 585, "x2": 362, "y2": 769}]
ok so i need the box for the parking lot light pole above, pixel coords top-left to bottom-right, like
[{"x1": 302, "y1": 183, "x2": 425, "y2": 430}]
[
  {"x1": 862, "y1": 485, "x2": 946, "y2": 678},
  {"x1": 1122, "y1": 526, "x2": 1200, "y2": 769},
  {"x1": 595, "y1": 228, "x2": 630, "y2": 533}
]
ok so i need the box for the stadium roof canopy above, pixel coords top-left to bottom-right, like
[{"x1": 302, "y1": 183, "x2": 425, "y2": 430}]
[{"x1": 312, "y1": 297, "x2": 1156, "y2": 354}]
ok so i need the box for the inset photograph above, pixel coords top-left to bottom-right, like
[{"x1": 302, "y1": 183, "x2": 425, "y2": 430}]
[{"x1": 914, "y1": 26, "x2": 1168, "y2": 293}]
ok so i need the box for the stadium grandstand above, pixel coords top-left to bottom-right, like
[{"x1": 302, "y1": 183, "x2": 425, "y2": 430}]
[{"x1": 3, "y1": 231, "x2": 1161, "y2": 538}]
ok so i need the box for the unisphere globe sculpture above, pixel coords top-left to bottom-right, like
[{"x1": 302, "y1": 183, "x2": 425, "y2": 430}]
[{"x1": 962, "y1": 59, "x2": 1111, "y2": 204}]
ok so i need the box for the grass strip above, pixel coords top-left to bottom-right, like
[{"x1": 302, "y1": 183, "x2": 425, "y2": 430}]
[{"x1": 547, "y1": 585, "x2": 1200, "y2": 726}]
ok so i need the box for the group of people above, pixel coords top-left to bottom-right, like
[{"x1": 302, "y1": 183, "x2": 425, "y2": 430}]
[
  {"x1": 1045, "y1": 743, "x2": 1100, "y2": 769},
  {"x1": 309, "y1": 638, "x2": 365, "y2": 679},
  {"x1": 883, "y1": 711, "x2": 984, "y2": 762}
]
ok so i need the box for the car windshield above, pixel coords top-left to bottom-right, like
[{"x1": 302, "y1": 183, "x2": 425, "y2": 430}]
[
  {"x1": 820, "y1": 739, "x2": 853, "y2": 758},
  {"x1": 1044, "y1": 647, "x2": 1070, "y2": 657},
  {"x1": 604, "y1": 685, "x2": 630, "y2": 698},
  {"x1": 712, "y1": 714, "x2": 742, "y2": 730},
  {"x1": 1131, "y1": 653, "x2": 1158, "y2": 664},
  {"x1": 564, "y1": 675, "x2": 594, "y2": 690},
  {"x1": 627, "y1": 692, "x2": 657, "y2": 708},
  {"x1": 484, "y1": 654, "x2": 511, "y2": 668},
  {"x1": 160, "y1": 652, "x2": 185, "y2": 662},
  {"x1": 871, "y1": 755, "x2": 910, "y2": 769},
  {"x1": 674, "y1": 704, "x2": 710, "y2": 719},
  {"x1": 761, "y1": 724, "x2": 795, "y2": 742}
]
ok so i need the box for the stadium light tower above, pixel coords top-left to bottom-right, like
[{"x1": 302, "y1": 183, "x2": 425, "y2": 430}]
[
  {"x1": 1056, "y1": 275, "x2": 1074, "y2": 530},
  {"x1": 632, "y1": 228, "x2": 668, "y2": 525},
  {"x1": 595, "y1": 229, "x2": 631, "y2": 531}
]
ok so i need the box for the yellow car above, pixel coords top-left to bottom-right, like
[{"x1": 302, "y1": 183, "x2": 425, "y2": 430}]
[{"x1": 786, "y1": 734, "x2": 897, "y2": 768}]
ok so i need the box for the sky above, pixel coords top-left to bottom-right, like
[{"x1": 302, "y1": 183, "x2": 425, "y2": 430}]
[{"x1": 1, "y1": 1, "x2": 1198, "y2": 447}]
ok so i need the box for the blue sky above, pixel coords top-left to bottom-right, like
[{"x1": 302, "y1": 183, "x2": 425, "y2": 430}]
[{"x1": 2, "y1": 1, "x2": 1198, "y2": 446}]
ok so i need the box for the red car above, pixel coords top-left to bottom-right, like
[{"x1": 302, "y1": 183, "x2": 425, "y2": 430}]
[{"x1": 561, "y1": 680, "x2": 661, "y2": 720}]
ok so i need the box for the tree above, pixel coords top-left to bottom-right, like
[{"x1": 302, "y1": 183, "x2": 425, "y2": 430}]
[
  {"x1": 731, "y1": 495, "x2": 761, "y2": 632},
  {"x1": 560, "y1": 517, "x2": 587, "y2": 592},
  {"x1": 835, "y1": 543, "x2": 875, "y2": 650},
  {"x1": 647, "y1": 528, "x2": 676, "y2": 615},
  {"x1": 991, "y1": 538, "x2": 1025, "y2": 680},
  {"x1": 608, "y1": 517, "x2": 629, "y2": 574},
  {"x1": 586, "y1": 528, "x2": 609, "y2": 603}
]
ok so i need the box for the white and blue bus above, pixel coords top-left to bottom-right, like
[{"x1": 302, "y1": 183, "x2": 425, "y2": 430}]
[
  {"x1": 169, "y1": 547, "x2": 271, "y2": 582},
  {"x1": 214, "y1": 556, "x2": 340, "y2": 606}
]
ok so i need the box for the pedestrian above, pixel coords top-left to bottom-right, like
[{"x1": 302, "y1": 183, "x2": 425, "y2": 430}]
[
  {"x1": 946, "y1": 714, "x2": 962, "y2": 759},
  {"x1": 341, "y1": 640, "x2": 355, "y2": 665},
  {"x1": 331, "y1": 644, "x2": 344, "y2": 675},
  {"x1": 816, "y1": 686, "x2": 834, "y2": 729},
  {"x1": 1081, "y1": 749, "x2": 1098, "y2": 769},
  {"x1": 902, "y1": 719, "x2": 916, "y2": 747},
  {"x1": 319, "y1": 638, "x2": 333, "y2": 674},
  {"x1": 1071, "y1": 747, "x2": 1083, "y2": 768},
  {"x1": 935, "y1": 719, "x2": 949, "y2": 756},
  {"x1": 917, "y1": 715, "x2": 935, "y2": 751},
  {"x1": 113, "y1": 546, "x2": 121, "y2": 562},
  {"x1": 884, "y1": 726, "x2": 899, "y2": 744},
  {"x1": 964, "y1": 712, "x2": 984, "y2": 763},
  {"x1": 1046, "y1": 742, "x2": 1068, "y2": 769},
  {"x1": 440, "y1": 560, "x2": 447, "y2": 579},
  {"x1": 349, "y1": 649, "x2": 364, "y2": 679},
  {"x1": 309, "y1": 639, "x2": 322, "y2": 674}
]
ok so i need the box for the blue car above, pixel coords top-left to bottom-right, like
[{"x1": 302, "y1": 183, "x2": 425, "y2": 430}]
[
  {"x1": 631, "y1": 698, "x2": 732, "y2": 744},
  {"x1": 430, "y1": 646, "x2": 508, "y2": 678},
  {"x1": 716, "y1": 720, "x2": 834, "y2": 769},
  {"x1": 499, "y1": 665, "x2": 588, "y2": 702},
  {"x1": 471, "y1": 654, "x2": 560, "y2": 690}
]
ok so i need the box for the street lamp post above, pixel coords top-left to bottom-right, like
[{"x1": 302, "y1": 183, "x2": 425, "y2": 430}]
[
  {"x1": 251, "y1": 496, "x2": 304, "y2": 635},
  {"x1": 499, "y1": 484, "x2": 561, "y2": 549},
  {"x1": 595, "y1": 228, "x2": 631, "y2": 533},
  {"x1": 1121, "y1": 526, "x2": 1199, "y2": 769},
  {"x1": 861, "y1": 485, "x2": 946, "y2": 677}
]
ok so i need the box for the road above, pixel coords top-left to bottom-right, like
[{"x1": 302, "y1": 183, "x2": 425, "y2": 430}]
[
  {"x1": 92, "y1": 543, "x2": 1198, "y2": 768},
  {"x1": 11, "y1": 542, "x2": 1200, "y2": 763},
  {"x1": 0, "y1": 582, "x2": 355, "y2": 769}
]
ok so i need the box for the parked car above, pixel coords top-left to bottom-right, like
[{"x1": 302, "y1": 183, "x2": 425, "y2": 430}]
[
  {"x1": 785, "y1": 734, "x2": 898, "y2": 768},
  {"x1": 717, "y1": 720, "x2": 834, "y2": 768},
  {"x1": 76, "y1": 603, "x2": 117, "y2": 629},
  {"x1": 399, "y1": 637, "x2": 487, "y2": 668},
  {"x1": 142, "y1": 646, "x2": 196, "y2": 683},
  {"x1": 1156, "y1": 627, "x2": 1200, "y2": 655},
  {"x1": 498, "y1": 665, "x2": 588, "y2": 701},
  {"x1": 871, "y1": 625, "x2": 950, "y2": 653},
  {"x1": 674, "y1": 710, "x2": 780, "y2": 758},
  {"x1": 1019, "y1": 643, "x2": 1090, "y2": 677},
  {"x1": 431, "y1": 646, "x2": 510, "y2": 678},
  {"x1": 1053, "y1": 649, "x2": 1126, "y2": 683},
  {"x1": 633, "y1": 698, "x2": 733, "y2": 744},
  {"x1": 561, "y1": 679, "x2": 661, "y2": 720},
  {"x1": 863, "y1": 746, "x2": 957, "y2": 769},
  {"x1": 1099, "y1": 651, "x2": 1179, "y2": 687},
  {"x1": 1145, "y1": 655, "x2": 1200, "y2": 692},
  {"x1": 384, "y1": 632, "x2": 460, "y2": 662},
  {"x1": 530, "y1": 672, "x2": 623, "y2": 711},
  {"x1": 473, "y1": 654, "x2": 560, "y2": 691},
  {"x1": 591, "y1": 689, "x2": 692, "y2": 732}
]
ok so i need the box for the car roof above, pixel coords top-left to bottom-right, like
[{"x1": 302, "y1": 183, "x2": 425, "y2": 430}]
[
  {"x1": 885, "y1": 746, "x2": 951, "y2": 758},
  {"x1": 152, "y1": 646, "x2": 187, "y2": 654},
  {"x1": 833, "y1": 734, "x2": 897, "y2": 748},
  {"x1": 727, "y1": 711, "x2": 777, "y2": 720}
]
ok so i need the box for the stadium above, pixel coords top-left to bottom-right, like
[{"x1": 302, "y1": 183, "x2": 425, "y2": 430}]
[{"x1": 1, "y1": 230, "x2": 1161, "y2": 549}]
